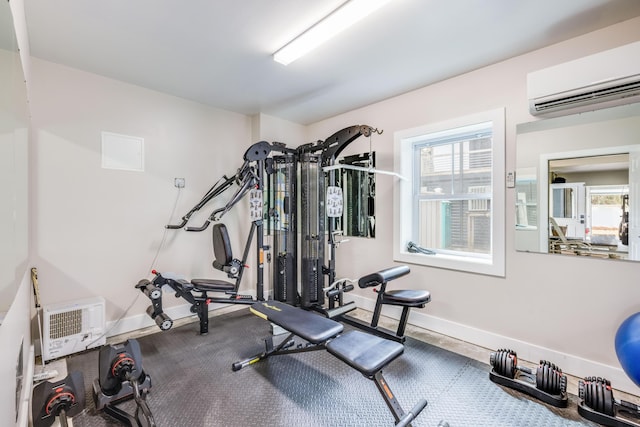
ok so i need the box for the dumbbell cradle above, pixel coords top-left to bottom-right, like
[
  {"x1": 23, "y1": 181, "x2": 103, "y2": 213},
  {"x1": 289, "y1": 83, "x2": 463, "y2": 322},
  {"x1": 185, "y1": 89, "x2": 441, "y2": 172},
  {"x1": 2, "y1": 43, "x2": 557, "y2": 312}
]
[
  {"x1": 577, "y1": 377, "x2": 640, "y2": 427},
  {"x1": 489, "y1": 348, "x2": 568, "y2": 407}
]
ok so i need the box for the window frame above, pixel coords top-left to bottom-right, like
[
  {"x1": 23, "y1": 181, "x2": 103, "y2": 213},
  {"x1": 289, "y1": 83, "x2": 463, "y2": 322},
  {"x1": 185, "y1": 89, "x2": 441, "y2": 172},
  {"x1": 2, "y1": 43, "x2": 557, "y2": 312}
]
[{"x1": 393, "y1": 108, "x2": 506, "y2": 277}]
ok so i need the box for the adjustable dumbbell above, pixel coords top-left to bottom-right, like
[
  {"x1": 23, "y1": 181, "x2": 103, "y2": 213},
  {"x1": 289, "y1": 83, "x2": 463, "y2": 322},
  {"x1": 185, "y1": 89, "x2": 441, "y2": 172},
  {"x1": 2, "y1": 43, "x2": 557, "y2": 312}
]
[
  {"x1": 32, "y1": 371, "x2": 85, "y2": 427},
  {"x1": 578, "y1": 377, "x2": 640, "y2": 421},
  {"x1": 490, "y1": 348, "x2": 567, "y2": 395}
]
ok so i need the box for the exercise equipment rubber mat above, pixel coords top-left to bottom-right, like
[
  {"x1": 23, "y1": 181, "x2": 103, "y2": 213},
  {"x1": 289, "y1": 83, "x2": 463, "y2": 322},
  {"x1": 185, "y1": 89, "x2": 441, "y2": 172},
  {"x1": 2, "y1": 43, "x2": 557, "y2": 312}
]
[{"x1": 66, "y1": 308, "x2": 597, "y2": 426}]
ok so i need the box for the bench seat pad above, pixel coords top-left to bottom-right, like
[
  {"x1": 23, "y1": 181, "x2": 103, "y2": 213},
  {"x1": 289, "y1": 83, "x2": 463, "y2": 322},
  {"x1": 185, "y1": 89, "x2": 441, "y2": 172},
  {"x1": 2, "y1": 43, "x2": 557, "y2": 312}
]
[
  {"x1": 383, "y1": 289, "x2": 431, "y2": 305},
  {"x1": 250, "y1": 301, "x2": 344, "y2": 344},
  {"x1": 327, "y1": 330, "x2": 404, "y2": 376},
  {"x1": 191, "y1": 278, "x2": 236, "y2": 292}
]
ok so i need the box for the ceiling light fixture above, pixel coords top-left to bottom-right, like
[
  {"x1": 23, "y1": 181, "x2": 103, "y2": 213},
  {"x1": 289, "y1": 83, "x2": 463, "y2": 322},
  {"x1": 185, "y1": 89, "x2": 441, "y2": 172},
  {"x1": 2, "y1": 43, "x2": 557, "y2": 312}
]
[{"x1": 273, "y1": 0, "x2": 394, "y2": 66}]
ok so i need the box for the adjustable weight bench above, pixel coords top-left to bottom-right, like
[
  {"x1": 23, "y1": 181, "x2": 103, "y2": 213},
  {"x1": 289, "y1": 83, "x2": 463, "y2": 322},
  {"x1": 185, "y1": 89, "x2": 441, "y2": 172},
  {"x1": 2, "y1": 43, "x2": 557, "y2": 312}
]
[{"x1": 234, "y1": 301, "x2": 427, "y2": 426}]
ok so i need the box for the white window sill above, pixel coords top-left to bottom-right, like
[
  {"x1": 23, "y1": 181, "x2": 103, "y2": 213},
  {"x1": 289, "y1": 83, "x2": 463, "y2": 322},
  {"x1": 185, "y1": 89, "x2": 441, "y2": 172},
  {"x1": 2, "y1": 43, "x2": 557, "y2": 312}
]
[{"x1": 394, "y1": 250, "x2": 504, "y2": 277}]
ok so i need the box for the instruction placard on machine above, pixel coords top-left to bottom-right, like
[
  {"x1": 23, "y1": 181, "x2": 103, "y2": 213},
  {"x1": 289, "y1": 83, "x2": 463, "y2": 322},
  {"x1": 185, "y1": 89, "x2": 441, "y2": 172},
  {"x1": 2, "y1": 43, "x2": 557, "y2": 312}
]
[{"x1": 249, "y1": 189, "x2": 263, "y2": 221}]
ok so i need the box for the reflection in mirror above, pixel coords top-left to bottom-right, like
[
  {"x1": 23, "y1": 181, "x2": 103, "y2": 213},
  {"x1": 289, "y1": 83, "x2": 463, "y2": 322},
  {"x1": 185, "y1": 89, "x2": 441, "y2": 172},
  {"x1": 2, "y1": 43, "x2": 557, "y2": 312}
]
[
  {"x1": 0, "y1": 0, "x2": 29, "y2": 314},
  {"x1": 515, "y1": 103, "x2": 640, "y2": 261},
  {"x1": 333, "y1": 152, "x2": 375, "y2": 238}
]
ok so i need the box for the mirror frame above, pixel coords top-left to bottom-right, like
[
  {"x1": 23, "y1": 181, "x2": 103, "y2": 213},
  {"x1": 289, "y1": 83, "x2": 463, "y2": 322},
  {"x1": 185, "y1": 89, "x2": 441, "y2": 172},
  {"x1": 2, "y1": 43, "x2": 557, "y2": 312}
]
[{"x1": 515, "y1": 103, "x2": 640, "y2": 261}]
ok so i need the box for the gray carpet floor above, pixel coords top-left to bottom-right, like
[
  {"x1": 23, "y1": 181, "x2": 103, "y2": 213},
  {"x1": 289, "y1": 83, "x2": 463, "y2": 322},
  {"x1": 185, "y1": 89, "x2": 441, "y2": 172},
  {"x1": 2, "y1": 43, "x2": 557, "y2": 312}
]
[{"x1": 65, "y1": 308, "x2": 597, "y2": 426}]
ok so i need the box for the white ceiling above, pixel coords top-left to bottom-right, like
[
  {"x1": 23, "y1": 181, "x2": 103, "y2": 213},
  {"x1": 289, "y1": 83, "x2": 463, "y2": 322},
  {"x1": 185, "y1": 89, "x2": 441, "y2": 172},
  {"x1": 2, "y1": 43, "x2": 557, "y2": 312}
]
[{"x1": 24, "y1": 0, "x2": 640, "y2": 125}]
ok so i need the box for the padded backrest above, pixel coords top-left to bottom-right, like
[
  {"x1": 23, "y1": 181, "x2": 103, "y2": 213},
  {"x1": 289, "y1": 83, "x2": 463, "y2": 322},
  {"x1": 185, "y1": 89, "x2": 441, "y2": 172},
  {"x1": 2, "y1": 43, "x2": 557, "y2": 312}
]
[
  {"x1": 212, "y1": 223, "x2": 233, "y2": 271},
  {"x1": 358, "y1": 265, "x2": 410, "y2": 288}
]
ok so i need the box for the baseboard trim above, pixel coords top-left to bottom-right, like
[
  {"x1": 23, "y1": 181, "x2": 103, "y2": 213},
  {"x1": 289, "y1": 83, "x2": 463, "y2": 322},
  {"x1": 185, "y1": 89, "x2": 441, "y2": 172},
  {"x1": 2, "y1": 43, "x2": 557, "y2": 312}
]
[{"x1": 347, "y1": 294, "x2": 639, "y2": 396}]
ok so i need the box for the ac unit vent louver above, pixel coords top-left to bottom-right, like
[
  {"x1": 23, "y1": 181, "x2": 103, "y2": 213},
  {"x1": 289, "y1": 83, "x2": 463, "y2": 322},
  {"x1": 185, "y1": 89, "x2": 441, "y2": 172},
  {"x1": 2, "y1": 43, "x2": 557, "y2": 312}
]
[{"x1": 533, "y1": 79, "x2": 640, "y2": 115}]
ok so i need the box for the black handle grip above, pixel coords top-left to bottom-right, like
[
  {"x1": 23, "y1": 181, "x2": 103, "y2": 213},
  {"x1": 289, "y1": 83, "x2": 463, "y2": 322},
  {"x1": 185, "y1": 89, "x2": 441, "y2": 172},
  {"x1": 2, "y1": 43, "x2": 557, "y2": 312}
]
[
  {"x1": 165, "y1": 218, "x2": 188, "y2": 229},
  {"x1": 185, "y1": 221, "x2": 211, "y2": 232}
]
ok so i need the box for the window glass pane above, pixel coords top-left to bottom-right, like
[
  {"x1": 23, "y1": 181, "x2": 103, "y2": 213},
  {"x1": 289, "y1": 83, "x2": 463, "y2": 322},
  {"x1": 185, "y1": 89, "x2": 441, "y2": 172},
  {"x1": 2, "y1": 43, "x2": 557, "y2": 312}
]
[
  {"x1": 394, "y1": 108, "x2": 505, "y2": 277},
  {"x1": 516, "y1": 178, "x2": 538, "y2": 227},
  {"x1": 417, "y1": 200, "x2": 491, "y2": 254},
  {"x1": 418, "y1": 137, "x2": 492, "y2": 196},
  {"x1": 413, "y1": 125, "x2": 492, "y2": 257}
]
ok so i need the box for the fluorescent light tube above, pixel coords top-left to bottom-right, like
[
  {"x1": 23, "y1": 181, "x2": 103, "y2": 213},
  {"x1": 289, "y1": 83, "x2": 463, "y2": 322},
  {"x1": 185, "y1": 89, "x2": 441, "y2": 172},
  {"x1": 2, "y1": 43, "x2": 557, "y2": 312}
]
[{"x1": 273, "y1": 0, "x2": 394, "y2": 65}]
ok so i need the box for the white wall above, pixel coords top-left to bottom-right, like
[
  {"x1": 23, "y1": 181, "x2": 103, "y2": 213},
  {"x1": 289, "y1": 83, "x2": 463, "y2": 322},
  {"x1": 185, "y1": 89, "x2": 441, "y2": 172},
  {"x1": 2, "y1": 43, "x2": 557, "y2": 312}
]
[
  {"x1": 251, "y1": 113, "x2": 306, "y2": 144},
  {"x1": 0, "y1": 0, "x2": 32, "y2": 425},
  {"x1": 0, "y1": 274, "x2": 32, "y2": 427},
  {"x1": 29, "y1": 58, "x2": 255, "y2": 332},
  {"x1": 306, "y1": 17, "x2": 640, "y2": 394}
]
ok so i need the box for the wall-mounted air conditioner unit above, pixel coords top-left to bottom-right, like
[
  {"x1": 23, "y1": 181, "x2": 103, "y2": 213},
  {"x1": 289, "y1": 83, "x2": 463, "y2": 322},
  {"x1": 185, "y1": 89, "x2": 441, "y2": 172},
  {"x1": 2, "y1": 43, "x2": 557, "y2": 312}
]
[
  {"x1": 43, "y1": 296, "x2": 106, "y2": 361},
  {"x1": 528, "y1": 41, "x2": 640, "y2": 117}
]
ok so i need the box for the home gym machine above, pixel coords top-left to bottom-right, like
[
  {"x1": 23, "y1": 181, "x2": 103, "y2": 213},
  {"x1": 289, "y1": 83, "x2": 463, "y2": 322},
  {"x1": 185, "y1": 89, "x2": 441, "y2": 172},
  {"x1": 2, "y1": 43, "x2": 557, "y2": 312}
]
[
  {"x1": 137, "y1": 125, "x2": 385, "y2": 331},
  {"x1": 32, "y1": 371, "x2": 85, "y2": 427},
  {"x1": 93, "y1": 339, "x2": 156, "y2": 427},
  {"x1": 293, "y1": 125, "x2": 383, "y2": 315}
]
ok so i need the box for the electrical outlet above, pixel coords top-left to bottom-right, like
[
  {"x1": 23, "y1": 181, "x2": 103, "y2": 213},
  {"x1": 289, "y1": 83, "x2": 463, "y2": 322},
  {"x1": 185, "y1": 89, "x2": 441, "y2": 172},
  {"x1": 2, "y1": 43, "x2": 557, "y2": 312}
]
[{"x1": 174, "y1": 178, "x2": 185, "y2": 188}]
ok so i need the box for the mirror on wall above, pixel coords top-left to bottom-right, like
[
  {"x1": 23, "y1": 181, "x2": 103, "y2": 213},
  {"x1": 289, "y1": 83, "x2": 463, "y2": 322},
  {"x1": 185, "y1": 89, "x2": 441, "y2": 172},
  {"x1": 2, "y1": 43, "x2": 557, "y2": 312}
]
[
  {"x1": 333, "y1": 152, "x2": 376, "y2": 238},
  {"x1": 515, "y1": 103, "x2": 640, "y2": 261},
  {"x1": 0, "y1": 0, "x2": 29, "y2": 315}
]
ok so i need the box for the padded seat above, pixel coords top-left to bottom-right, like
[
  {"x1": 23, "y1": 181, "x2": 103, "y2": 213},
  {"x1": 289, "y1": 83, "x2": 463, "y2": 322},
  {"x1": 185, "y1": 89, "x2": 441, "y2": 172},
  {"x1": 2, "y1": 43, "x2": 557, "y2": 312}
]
[
  {"x1": 190, "y1": 278, "x2": 235, "y2": 292},
  {"x1": 250, "y1": 301, "x2": 344, "y2": 344},
  {"x1": 327, "y1": 330, "x2": 404, "y2": 376},
  {"x1": 384, "y1": 289, "x2": 431, "y2": 306},
  {"x1": 341, "y1": 265, "x2": 431, "y2": 342}
]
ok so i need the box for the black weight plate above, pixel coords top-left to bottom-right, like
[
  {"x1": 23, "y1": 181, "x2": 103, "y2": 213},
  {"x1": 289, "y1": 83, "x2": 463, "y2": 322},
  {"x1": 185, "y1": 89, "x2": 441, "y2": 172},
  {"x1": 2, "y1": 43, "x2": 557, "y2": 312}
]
[
  {"x1": 585, "y1": 379, "x2": 596, "y2": 410},
  {"x1": 539, "y1": 364, "x2": 548, "y2": 393},
  {"x1": 536, "y1": 363, "x2": 544, "y2": 390},
  {"x1": 492, "y1": 351, "x2": 503, "y2": 375},
  {"x1": 544, "y1": 365, "x2": 552, "y2": 393},
  {"x1": 550, "y1": 366, "x2": 558, "y2": 394},
  {"x1": 595, "y1": 378, "x2": 604, "y2": 413},
  {"x1": 497, "y1": 350, "x2": 508, "y2": 377},
  {"x1": 506, "y1": 351, "x2": 515, "y2": 379},
  {"x1": 603, "y1": 382, "x2": 614, "y2": 416},
  {"x1": 578, "y1": 379, "x2": 585, "y2": 400}
]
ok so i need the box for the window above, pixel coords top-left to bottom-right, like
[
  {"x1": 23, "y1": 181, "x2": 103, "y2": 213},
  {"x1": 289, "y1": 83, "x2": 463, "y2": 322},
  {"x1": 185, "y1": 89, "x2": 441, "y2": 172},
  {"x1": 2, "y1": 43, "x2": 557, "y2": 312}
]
[{"x1": 394, "y1": 109, "x2": 505, "y2": 276}]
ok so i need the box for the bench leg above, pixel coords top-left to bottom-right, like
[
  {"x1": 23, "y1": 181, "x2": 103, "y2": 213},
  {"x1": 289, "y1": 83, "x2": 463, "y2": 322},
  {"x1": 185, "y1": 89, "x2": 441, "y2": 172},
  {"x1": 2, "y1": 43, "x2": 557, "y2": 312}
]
[
  {"x1": 371, "y1": 291, "x2": 385, "y2": 328},
  {"x1": 194, "y1": 298, "x2": 209, "y2": 335},
  {"x1": 232, "y1": 333, "x2": 327, "y2": 371},
  {"x1": 372, "y1": 371, "x2": 427, "y2": 426},
  {"x1": 397, "y1": 306, "x2": 411, "y2": 338}
]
